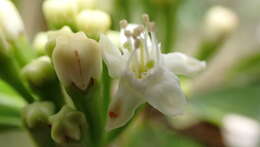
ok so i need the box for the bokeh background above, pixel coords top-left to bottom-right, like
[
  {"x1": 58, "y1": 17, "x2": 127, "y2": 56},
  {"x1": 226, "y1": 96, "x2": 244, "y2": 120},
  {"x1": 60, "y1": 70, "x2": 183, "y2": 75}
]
[{"x1": 1, "y1": 0, "x2": 260, "y2": 146}]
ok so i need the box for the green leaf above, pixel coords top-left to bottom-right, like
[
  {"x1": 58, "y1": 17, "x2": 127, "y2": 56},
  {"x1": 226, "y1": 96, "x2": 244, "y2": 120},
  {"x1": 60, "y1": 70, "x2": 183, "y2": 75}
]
[
  {"x1": 190, "y1": 84, "x2": 260, "y2": 125},
  {"x1": 124, "y1": 122, "x2": 203, "y2": 147}
]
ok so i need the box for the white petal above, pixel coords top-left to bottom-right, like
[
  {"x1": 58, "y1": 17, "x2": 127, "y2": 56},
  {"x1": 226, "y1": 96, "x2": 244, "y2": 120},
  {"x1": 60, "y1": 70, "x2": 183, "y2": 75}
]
[
  {"x1": 99, "y1": 34, "x2": 127, "y2": 78},
  {"x1": 163, "y1": 52, "x2": 206, "y2": 77},
  {"x1": 143, "y1": 66, "x2": 186, "y2": 116},
  {"x1": 106, "y1": 73, "x2": 145, "y2": 131}
]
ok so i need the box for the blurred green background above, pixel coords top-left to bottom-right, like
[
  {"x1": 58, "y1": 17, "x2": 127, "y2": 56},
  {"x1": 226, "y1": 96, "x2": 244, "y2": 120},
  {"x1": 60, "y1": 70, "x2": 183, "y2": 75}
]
[{"x1": 1, "y1": 0, "x2": 260, "y2": 146}]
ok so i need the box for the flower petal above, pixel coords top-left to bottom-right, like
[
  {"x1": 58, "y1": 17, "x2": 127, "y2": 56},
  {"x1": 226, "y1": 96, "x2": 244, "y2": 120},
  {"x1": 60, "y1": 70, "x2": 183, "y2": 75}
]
[
  {"x1": 143, "y1": 66, "x2": 186, "y2": 116},
  {"x1": 106, "y1": 73, "x2": 145, "y2": 131},
  {"x1": 163, "y1": 52, "x2": 206, "y2": 77},
  {"x1": 99, "y1": 34, "x2": 128, "y2": 78}
]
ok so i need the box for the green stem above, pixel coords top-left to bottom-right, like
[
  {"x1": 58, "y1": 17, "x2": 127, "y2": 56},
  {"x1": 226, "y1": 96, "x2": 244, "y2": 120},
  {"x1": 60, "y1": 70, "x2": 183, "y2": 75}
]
[
  {"x1": 31, "y1": 80, "x2": 65, "y2": 111},
  {"x1": 25, "y1": 127, "x2": 56, "y2": 147},
  {"x1": 0, "y1": 56, "x2": 34, "y2": 103},
  {"x1": 102, "y1": 64, "x2": 111, "y2": 119},
  {"x1": 66, "y1": 81, "x2": 104, "y2": 147},
  {"x1": 11, "y1": 35, "x2": 36, "y2": 67},
  {"x1": 196, "y1": 36, "x2": 225, "y2": 61}
]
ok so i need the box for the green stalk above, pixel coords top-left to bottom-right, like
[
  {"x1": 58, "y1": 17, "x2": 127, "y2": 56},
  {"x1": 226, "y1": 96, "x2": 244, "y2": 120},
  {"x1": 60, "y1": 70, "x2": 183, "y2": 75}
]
[
  {"x1": 0, "y1": 55, "x2": 35, "y2": 103},
  {"x1": 196, "y1": 36, "x2": 225, "y2": 61},
  {"x1": 66, "y1": 81, "x2": 104, "y2": 147},
  {"x1": 11, "y1": 35, "x2": 36, "y2": 67},
  {"x1": 102, "y1": 64, "x2": 111, "y2": 119}
]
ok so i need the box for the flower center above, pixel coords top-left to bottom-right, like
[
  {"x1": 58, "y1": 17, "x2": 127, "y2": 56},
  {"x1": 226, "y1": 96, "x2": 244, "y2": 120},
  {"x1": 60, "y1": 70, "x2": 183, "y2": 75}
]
[{"x1": 120, "y1": 15, "x2": 160, "y2": 79}]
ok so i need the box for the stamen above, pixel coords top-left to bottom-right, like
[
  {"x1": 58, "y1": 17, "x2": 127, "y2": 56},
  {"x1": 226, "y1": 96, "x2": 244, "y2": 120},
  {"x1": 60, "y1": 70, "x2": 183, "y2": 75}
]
[
  {"x1": 143, "y1": 14, "x2": 150, "y2": 24},
  {"x1": 119, "y1": 19, "x2": 128, "y2": 29},
  {"x1": 148, "y1": 22, "x2": 156, "y2": 32},
  {"x1": 124, "y1": 30, "x2": 132, "y2": 38},
  {"x1": 134, "y1": 38, "x2": 141, "y2": 49},
  {"x1": 151, "y1": 32, "x2": 160, "y2": 63}
]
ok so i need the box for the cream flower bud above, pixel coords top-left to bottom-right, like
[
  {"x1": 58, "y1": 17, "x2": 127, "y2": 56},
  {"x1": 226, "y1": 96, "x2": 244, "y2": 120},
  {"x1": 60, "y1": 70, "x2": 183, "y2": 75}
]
[
  {"x1": 43, "y1": 0, "x2": 78, "y2": 29},
  {"x1": 49, "y1": 105, "x2": 87, "y2": 144},
  {"x1": 77, "y1": 0, "x2": 96, "y2": 11},
  {"x1": 46, "y1": 26, "x2": 73, "y2": 57},
  {"x1": 76, "y1": 10, "x2": 111, "y2": 39},
  {"x1": 33, "y1": 33, "x2": 48, "y2": 56},
  {"x1": 22, "y1": 101, "x2": 55, "y2": 128},
  {"x1": 52, "y1": 31, "x2": 101, "y2": 90},
  {"x1": 22, "y1": 56, "x2": 55, "y2": 87},
  {"x1": 0, "y1": 0, "x2": 24, "y2": 40},
  {"x1": 205, "y1": 6, "x2": 238, "y2": 38}
]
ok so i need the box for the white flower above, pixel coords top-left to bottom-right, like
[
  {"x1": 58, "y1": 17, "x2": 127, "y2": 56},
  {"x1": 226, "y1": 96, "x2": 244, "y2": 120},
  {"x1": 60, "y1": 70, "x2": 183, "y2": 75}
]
[
  {"x1": 0, "y1": 0, "x2": 24, "y2": 40},
  {"x1": 99, "y1": 15, "x2": 206, "y2": 131},
  {"x1": 52, "y1": 30, "x2": 101, "y2": 90}
]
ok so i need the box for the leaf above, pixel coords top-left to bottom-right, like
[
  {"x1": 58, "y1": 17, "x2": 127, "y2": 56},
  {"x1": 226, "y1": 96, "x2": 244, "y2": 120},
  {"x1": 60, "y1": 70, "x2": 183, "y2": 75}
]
[
  {"x1": 124, "y1": 121, "x2": 203, "y2": 147},
  {"x1": 190, "y1": 84, "x2": 260, "y2": 124}
]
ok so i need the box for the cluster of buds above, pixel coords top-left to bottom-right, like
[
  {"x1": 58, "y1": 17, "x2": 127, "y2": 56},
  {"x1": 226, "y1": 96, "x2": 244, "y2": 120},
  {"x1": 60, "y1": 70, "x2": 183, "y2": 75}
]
[{"x1": 43, "y1": 0, "x2": 111, "y2": 39}]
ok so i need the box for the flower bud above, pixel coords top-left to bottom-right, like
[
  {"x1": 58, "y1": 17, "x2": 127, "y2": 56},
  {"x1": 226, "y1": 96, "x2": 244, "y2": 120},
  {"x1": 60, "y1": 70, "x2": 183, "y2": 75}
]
[
  {"x1": 205, "y1": 6, "x2": 238, "y2": 39},
  {"x1": 43, "y1": 0, "x2": 78, "y2": 30},
  {"x1": 76, "y1": 10, "x2": 111, "y2": 39},
  {"x1": 22, "y1": 56, "x2": 56, "y2": 88},
  {"x1": 46, "y1": 26, "x2": 73, "y2": 57},
  {"x1": 52, "y1": 31, "x2": 101, "y2": 90},
  {"x1": 33, "y1": 32, "x2": 48, "y2": 57},
  {"x1": 0, "y1": 0, "x2": 24, "y2": 40},
  {"x1": 22, "y1": 101, "x2": 55, "y2": 128},
  {"x1": 77, "y1": 0, "x2": 96, "y2": 11},
  {"x1": 49, "y1": 105, "x2": 87, "y2": 144}
]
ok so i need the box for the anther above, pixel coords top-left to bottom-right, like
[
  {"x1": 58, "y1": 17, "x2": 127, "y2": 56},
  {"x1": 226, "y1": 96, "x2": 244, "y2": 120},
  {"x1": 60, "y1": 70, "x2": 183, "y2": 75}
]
[
  {"x1": 120, "y1": 19, "x2": 128, "y2": 29},
  {"x1": 134, "y1": 39, "x2": 141, "y2": 48},
  {"x1": 148, "y1": 22, "x2": 156, "y2": 32},
  {"x1": 124, "y1": 30, "x2": 132, "y2": 38},
  {"x1": 142, "y1": 14, "x2": 150, "y2": 24}
]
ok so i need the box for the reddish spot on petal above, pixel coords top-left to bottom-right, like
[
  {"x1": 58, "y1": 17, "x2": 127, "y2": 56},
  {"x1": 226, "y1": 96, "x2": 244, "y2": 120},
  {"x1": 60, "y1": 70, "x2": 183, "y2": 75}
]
[{"x1": 109, "y1": 111, "x2": 118, "y2": 119}]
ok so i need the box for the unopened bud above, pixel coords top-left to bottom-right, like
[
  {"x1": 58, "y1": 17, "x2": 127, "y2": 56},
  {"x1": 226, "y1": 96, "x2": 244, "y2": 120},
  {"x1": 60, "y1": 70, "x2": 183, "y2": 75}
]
[
  {"x1": 33, "y1": 32, "x2": 48, "y2": 57},
  {"x1": 46, "y1": 26, "x2": 73, "y2": 57},
  {"x1": 77, "y1": 0, "x2": 96, "y2": 11},
  {"x1": 52, "y1": 31, "x2": 101, "y2": 90},
  {"x1": 76, "y1": 10, "x2": 111, "y2": 39},
  {"x1": 22, "y1": 101, "x2": 55, "y2": 128},
  {"x1": 205, "y1": 6, "x2": 238, "y2": 39},
  {"x1": 43, "y1": 0, "x2": 78, "y2": 29},
  {"x1": 0, "y1": 0, "x2": 24, "y2": 40},
  {"x1": 22, "y1": 56, "x2": 56, "y2": 88},
  {"x1": 49, "y1": 105, "x2": 87, "y2": 144}
]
